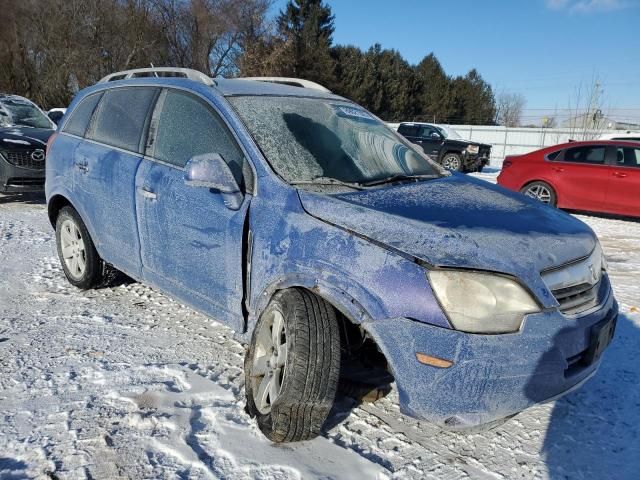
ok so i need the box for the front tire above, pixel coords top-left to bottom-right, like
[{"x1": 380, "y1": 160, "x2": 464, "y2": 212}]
[
  {"x1": 55, "y1": 206, "x2": 114, "y2": 289},
  {"x1": 245, "y1": 289, "x2": 341, "y2": 442},
  {"x1": 520, "y1": 181, "x2": 557, "y2": 207},
  {"x1": 441, "y1": 153, "x2": 463, "y2": 172}
]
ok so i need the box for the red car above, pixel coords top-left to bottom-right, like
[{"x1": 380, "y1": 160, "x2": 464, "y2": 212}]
[{"x1": 497, "y1": 140, "x2": 640, "y2": 217}]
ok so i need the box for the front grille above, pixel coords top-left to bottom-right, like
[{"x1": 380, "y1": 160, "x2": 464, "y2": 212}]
[
  {"x1": 1, "y1": 150, "x2": 46, "y2": 170},
  {"x1": 6, "y1": 177, "x2": 45, "y2": 187},
  {"x1": 552, "y1": 279, "x2": 602, "y2": 315},
  {"x1": 542, "y1": 246, "x2": 609, "y2": 316}
]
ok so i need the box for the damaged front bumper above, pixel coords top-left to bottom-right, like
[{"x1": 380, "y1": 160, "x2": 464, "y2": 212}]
[
  {"x1": 462, "y1": 151, "x2": 490, "y2": 171},
  {"x1": 364, "y1": 289, "x2": 617, "y2": 429}
]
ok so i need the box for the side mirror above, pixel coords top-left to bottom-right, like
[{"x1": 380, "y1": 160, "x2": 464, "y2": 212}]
[
  {"x1": 430, "y1": 132, "x2": 442, "y2": 140},
  {"x1": 184, "y1": 153, "x2": 243, "y2": 210}
]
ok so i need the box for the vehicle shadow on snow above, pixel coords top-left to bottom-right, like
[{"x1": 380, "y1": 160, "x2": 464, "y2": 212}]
[
  {"x1": 532, "y1": 312, "x2": 640, "y2": 479},
  {"x1": 0, "y1": 457, "x2": 29, "y2": 479},
  {"x1": 0, "y1": 192, "x2": 45, "y2": 205}
]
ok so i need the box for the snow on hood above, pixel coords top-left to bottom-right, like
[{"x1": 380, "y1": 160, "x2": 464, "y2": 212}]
[
  {"x1": 298, "y1": 175, "x2": 596, "y2": 282},
  {"x1": 0, "y1": 126, "x2": 53, "y2": 147}
]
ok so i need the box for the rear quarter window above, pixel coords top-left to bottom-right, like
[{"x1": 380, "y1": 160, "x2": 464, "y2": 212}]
[
  {"x1": 88, "y1": 87, "x2": 158, "y2": 153},
  {"x1": 546, "y1": 150, "x2": 562, "y2": 161},
  {"x1": 62, "y1": 93, "x2": 103, "y2": 137}
]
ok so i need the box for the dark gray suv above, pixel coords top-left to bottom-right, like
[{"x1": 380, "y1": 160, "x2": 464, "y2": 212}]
[{"x1": 0, "y1": 94, "x2": 55, "y2": 193}]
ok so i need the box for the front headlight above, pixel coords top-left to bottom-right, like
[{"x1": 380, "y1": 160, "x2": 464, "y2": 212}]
[
  {"x1": 466, "y1": 145, "x2": 479, "y2": 155},
  {"x1": 427, "y1": 270, "x2": 541, "y2": 334}
]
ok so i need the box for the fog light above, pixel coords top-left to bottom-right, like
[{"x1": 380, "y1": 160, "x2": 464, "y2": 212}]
[{"x1": 415, "y1": 352, "x2": 453, "y2": 368}]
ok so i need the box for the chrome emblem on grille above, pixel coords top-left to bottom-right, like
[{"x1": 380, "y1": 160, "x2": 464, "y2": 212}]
[
  {"x1": 588, "y1": 263, "x2": 598, "y2": 283},
  {"x1": 31, "y1": 149, "x2": 45, "y2": 161}
]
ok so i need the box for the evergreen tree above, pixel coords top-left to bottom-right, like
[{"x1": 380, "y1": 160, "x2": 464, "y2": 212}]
[
  {"x1": 274, "y1": 0, "x2": 336, "y2": 87},
  {"x1": 450, "y1": 69, "x2": 496, "y2": 124},
  {"x1": 414, "y1": 54, "x2": 453, "y2": 123},
  {"x1": 333, "y1": 44, "x2": 417, "y2": 121}
]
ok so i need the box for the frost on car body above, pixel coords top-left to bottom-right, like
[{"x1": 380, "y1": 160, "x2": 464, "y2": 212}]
[{"x1": 45, "y1": 70, "x2": 618, "y2": 441}]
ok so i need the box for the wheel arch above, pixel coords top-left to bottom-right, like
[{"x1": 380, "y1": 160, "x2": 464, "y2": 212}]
[
  {"x1": 47, "y1": 193, "x2": 104, "y2": 257},
  {"x1": 246, "y1": 282, "x2": 395, "y2": 395},
  {"x1": 247, "y1": 276, "x2": 383, "y2": 338},
  {"x1": 47, "y1": 194, "x2": 73, "y2": 227}
]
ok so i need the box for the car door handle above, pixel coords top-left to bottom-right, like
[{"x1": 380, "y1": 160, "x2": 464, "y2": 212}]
[
  {"x1": 74, "y1": 160, "x2": 88, "y2": 172},
  {"x1": 138, "y1": 187, "x2": 157, "y2": 200},
  {"x1": 415, "y1": 140, "x2": 423, "y2": 144},
  {"x1": 613, "y1": 171, "x2": 627, "y2": 178},
  {"x1": 552, "y1": 167, "x2": 564, "y2": 173}
]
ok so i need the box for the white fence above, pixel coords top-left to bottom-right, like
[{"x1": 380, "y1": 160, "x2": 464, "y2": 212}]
[{"x1": 388, "y1": 123, "x2": 627, "y2": 169}]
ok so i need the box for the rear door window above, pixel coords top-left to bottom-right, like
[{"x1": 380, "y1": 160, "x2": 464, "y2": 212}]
[
  {"x1": 398, "y1": 124, "x2": 420, "y2": 137},
  {"x1": 88, "y1": 87, "x2": 158, "y2": 153},
  {"x1": 62, "y1": 92, "x2": 103, "y2": 137},
  {"x1": 151, "y1": 89, "x2": 244, "y2": 183},
  {"x1": 563, "y1": 146, "x2": 606, "y2": 164}
]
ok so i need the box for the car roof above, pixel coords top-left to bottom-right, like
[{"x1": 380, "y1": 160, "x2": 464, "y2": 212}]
[
  {"x1": 546, "y1": 140, "x2": 640, "y2": 149},
  {"x1": 214, "y1": 78, "x2": 345, "y2": 100},
  {"x1": 83, "y1": 76, "x2": 347, "y2": 101}
]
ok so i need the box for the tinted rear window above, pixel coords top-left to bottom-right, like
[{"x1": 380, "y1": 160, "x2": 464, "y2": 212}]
[
  {"x1": 62, "y1": 93, "x2": 103, "y2": 137},
  {"x1": 563, "y1": 146, "x2": 606, "y2": 164},
  {"x1": 88, "y1": 87, "x2": 157, "y2": 152}
]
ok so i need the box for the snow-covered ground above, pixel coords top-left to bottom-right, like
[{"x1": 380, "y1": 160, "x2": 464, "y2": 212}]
[{"x1": 1, "y1": 177, "x2": 639, "y2": 479}]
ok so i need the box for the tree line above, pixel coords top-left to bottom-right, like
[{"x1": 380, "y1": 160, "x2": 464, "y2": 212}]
[{"x1": 0, "y1": 0, "x2": 500, "y2": 124}]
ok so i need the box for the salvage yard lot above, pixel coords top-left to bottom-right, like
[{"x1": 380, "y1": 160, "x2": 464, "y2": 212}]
[{"x1": 1, "y1": 173, "x2": 639, "y2": 479}]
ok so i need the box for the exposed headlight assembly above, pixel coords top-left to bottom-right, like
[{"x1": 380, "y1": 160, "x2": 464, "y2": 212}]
[
  {"x1": 466, "y1": 145, "x2": 479, "y2": 155},
  {"x1": 427, "y1": 270, "x2": 541, "y2": 334}
]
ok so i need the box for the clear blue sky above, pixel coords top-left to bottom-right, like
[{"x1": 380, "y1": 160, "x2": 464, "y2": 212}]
[{"x1": 271, "y1": 0, "x2": 640, "y2": 124}]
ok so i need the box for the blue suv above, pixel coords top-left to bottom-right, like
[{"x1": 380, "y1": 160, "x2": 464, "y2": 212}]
[{"x1": 46, "y1": 68, "x2": 618, "y2": 442}]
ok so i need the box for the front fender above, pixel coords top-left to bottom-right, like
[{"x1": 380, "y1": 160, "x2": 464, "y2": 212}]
[{"x1": 245, "y1": 186, "x2": 451, "y2": 339}]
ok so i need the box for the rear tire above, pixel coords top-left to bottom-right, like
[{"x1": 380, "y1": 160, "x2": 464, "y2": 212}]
[
  {"x1": 441, "y1": 153, "x2": 463, "y2": 172},
  {"x1": 245, "y1": 289, "x2": 341, "y2": 442},
  {"x1": 55, "y1": 206, "x2": 116, "y2": 289},
  {"x1": 520, "y1": 181, "x2": 557, "y2": 207}
]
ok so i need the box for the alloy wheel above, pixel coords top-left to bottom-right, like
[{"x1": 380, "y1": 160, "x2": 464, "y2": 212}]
[
  {"x1": 250, "y1": 309, "x2": 288, "y2": 414},
  {"x1": 60, "y1": 219, "x2": 87, "y2": 280},
  {"x1": 524, "y1": 184, "x2": 552, "y2": 204}
]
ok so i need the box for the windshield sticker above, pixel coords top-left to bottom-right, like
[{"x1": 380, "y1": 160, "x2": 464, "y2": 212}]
[{"x1": 333, "y1": 105, "x2": 376, "y2": 122}]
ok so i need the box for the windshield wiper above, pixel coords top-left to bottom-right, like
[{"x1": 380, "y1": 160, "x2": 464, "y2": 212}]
[
  {"x1": 290, "y1": 176, "x2": 364, "y2": 191},
  {"x1": 361, "y1": 174, "x2": 439, "y2": 187}
]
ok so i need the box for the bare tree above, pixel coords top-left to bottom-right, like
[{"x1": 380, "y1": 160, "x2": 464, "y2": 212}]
[
  {"x1": 565, "y1": 75, "x2": 608, "y2": 140},
  {"x1": 495, "y1": 91, "x2": 526, "y2": 127}
]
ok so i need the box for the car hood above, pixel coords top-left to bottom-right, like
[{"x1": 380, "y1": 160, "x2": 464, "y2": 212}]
[
  {"x1": 297, "y1": 175, "x2": 596, "y2": 302},
  {"x1": 446, "y1": 139, "x2": 491, "y2": 149},
  {"x1": 0, "y1": 127, "x2": 54, "y2": 148}
]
